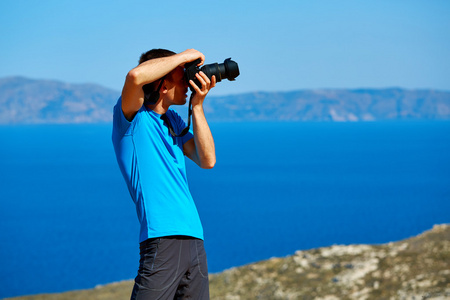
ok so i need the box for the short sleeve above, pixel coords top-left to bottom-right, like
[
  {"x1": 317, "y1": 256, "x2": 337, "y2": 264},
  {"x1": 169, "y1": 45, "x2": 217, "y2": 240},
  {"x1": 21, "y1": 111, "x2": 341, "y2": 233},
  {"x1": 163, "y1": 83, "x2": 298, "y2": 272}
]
[{"x1": 113, "y1": 97, "x2": 132, "y2": 137}]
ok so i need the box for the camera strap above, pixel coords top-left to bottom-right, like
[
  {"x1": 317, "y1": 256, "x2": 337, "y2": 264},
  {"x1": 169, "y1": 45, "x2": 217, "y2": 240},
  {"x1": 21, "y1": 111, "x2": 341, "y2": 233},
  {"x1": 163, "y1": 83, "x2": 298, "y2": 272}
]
[{"x1": 161, "y1": 93, "x2": 193, "y2": 137}]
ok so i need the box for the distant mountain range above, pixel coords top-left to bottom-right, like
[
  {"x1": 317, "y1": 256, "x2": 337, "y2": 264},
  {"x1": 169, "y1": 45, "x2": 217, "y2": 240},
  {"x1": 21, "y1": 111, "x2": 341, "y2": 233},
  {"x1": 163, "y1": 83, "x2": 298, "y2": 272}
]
[{"x1": 1, "y1": 76, "x2": 449, "y2": 124}]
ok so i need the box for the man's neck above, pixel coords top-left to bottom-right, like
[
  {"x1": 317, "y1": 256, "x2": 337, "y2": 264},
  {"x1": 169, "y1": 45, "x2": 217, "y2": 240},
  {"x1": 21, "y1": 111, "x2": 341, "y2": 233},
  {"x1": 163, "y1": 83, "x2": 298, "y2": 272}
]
[{"x1": 146, "y1": 101, "x2": 170, "y2": 115}]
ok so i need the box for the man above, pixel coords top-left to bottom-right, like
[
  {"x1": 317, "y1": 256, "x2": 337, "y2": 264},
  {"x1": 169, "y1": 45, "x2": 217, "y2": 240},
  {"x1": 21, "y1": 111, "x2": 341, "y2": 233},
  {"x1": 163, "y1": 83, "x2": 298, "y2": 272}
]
[{"x1": 112, "y1": 48, "x2": 216, "y2": 300}]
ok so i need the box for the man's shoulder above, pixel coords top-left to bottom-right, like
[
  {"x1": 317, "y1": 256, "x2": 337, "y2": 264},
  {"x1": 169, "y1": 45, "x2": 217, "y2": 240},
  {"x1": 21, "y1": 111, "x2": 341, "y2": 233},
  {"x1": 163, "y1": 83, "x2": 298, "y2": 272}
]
[
  {"x1": 113, "y1": 97, "x2": 149, "y2": 139},
  {"x1": 166, "y1": 108, "x2": 182, "y2": 120},
  {"x1": 114, "y1": 97, "x2": 149, "y2": 123}
]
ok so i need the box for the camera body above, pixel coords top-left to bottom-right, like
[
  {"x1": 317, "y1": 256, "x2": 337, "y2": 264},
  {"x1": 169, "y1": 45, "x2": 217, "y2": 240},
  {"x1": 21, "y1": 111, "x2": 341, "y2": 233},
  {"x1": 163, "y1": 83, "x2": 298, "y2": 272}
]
[{"x1": 184, "y1": 58, "x2": 240, "y2": 91}]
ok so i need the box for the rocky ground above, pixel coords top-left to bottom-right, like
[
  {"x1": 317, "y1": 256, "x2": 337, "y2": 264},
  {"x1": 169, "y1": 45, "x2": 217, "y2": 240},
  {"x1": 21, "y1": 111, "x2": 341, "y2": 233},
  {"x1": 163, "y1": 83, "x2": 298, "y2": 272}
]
[
  {"x1": 7, "y1": 224, "x2": 449, "y2": 300},
  {"x1": 210, "y1": 224, "x2": 449, "y2": 300}
]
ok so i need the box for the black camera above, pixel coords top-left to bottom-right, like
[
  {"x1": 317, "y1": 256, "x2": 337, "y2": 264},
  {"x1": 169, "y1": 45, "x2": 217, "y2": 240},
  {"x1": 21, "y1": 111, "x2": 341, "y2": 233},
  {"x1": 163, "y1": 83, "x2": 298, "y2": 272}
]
[{"x1": 184, "y1": 58, "x2": 240, "y2": 91}]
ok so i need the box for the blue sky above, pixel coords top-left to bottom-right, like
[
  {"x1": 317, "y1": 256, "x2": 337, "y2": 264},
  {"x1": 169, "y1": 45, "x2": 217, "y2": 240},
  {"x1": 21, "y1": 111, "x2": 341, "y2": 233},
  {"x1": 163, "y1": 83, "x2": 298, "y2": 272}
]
[{"x1": 1, "y1": 0, "x2": 449, "y2": 95}]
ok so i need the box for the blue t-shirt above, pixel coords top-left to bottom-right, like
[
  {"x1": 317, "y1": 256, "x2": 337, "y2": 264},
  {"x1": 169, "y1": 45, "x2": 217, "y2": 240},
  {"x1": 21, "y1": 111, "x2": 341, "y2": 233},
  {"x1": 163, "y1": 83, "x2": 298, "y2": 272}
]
[{"x1": 112, "y1": 97, "x2": 203, "y2": 243}]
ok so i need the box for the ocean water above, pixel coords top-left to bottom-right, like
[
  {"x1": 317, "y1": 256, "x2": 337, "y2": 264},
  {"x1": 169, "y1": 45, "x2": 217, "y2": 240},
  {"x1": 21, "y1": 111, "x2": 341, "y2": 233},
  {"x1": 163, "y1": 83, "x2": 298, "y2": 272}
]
[{"x1": 0, "y1": 121, "x2": 449, "y2": 298}]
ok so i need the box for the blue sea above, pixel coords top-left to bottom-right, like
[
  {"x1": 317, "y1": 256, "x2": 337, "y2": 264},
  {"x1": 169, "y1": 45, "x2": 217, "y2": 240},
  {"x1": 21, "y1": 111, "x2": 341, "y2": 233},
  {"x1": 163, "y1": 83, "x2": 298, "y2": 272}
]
[{"x1": 0, "y1": 121, "x2": 449, "y2": 298}]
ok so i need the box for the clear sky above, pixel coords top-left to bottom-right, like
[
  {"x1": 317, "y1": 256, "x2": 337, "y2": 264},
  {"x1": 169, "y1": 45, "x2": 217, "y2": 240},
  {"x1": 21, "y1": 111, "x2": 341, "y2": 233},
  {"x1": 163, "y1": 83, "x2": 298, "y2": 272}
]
[{"x1": 1, "y1": 0, "x2": 449, "y2": 96}]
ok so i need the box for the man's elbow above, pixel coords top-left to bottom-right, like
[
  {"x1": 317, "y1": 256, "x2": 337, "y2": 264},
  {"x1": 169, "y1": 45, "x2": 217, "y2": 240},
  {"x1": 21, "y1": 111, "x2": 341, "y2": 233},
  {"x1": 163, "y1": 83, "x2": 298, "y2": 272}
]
[
  {"x1": 126, "y1": 69, "x2": 142, "y2": 87},
  {"x1": 201, "y1": 158, "x2": 216, "y2": 169}
]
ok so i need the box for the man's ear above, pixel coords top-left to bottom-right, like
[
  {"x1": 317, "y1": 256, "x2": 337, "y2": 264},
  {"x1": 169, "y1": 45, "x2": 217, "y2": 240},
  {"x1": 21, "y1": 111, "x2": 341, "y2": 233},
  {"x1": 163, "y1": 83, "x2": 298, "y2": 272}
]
[
  {"x1": 161, "y1": 78, "x2": 173, "y2": 94},
  {"x1": 161, "y1": 84, "x2": 168, "y2": 94}
]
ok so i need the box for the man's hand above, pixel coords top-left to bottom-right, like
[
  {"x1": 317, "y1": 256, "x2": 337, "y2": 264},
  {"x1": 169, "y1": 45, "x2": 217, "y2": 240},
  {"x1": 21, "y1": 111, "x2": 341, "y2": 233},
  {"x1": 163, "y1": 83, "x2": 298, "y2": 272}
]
[
  {"x1": 189, "y1": 72, "x2": 217, "y2": 107},
  {"x1": 179, "y1": 49, "x2": 205, "y2": 67}
]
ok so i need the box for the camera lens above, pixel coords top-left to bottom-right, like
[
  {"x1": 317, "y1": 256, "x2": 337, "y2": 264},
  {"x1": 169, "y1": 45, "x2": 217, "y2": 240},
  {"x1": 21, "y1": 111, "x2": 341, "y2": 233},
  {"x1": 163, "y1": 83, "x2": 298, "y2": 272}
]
[
  {"x1": 223, "y1": 58, "x2": 240, "y2": 80},
  {"x1": 201, "y1": 63, "x2": 222, "y2": 81},
  {"x1": 200, "y1": 58, "x2": 240, "y2": 83}
]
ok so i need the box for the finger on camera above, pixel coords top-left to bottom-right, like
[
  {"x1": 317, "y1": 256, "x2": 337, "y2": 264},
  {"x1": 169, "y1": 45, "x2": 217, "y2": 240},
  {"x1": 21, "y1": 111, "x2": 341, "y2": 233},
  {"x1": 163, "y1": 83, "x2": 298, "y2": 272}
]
[
  {"x1": 189, "y1": 80, "x2": 199, "y2": 89},
  {"x1": 189, "y1": 80, "x2": 203, "y2": 92},
  {"x1": 196, "y1": 72, "x2": 210, "y2": 84},
  {"x1": 195, "y1": 76, "x2": 208, "y2": 90}
]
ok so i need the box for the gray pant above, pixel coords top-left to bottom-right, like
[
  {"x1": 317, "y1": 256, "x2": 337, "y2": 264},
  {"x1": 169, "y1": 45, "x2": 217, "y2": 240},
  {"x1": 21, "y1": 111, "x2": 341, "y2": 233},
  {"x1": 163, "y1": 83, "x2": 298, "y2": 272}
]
[{"x1": 130, "y1": 236, "x2": 209, "y2": 300}]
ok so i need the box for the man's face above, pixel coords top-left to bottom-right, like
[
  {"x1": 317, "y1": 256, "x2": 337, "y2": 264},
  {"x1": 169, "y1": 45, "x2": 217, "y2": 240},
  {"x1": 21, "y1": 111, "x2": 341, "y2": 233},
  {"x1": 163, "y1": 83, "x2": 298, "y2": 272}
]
[{"x1": 165, "y1": 67, "x2": 188, "y2": 106}]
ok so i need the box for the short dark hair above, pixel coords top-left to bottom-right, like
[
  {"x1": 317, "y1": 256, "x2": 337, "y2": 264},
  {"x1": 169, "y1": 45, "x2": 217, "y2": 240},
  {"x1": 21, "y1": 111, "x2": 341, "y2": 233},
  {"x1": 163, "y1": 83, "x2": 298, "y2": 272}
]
[{"x1": 139, "y1": 48, "x2": 176, "y2": 64}]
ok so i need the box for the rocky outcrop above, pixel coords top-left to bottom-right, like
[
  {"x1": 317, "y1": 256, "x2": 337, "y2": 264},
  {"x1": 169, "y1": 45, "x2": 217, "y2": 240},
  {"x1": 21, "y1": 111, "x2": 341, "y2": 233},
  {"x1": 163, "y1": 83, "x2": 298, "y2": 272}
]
[
  {"x1": 210, "y1": 224, "x2": 450, "y2": 299},
  {"x1": 6, "y1": 225, "x2": 449, "y2": 300}
]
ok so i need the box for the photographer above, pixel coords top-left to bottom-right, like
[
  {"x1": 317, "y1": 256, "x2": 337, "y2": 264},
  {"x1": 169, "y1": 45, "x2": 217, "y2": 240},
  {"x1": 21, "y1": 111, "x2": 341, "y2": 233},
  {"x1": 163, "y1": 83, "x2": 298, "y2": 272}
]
[{"x1": 112, "y1": 48, "x2": 216, "y2": 300}]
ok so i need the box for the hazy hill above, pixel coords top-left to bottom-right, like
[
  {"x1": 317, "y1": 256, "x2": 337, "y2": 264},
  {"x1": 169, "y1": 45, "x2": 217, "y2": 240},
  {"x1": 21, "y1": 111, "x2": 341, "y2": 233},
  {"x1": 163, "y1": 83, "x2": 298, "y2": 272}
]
[
  {"x1": 206, "y1": 88, "x2": 450, "y2": 122},
  {"x1": 7, "y1": 224, "x2": 449, "y2": 300},
  {"x1": 0, "y1": 77, "x2": 117, "y2": 124},
  {"x1": 1, "y1": 76, "x2": 450, "y2": 123}
]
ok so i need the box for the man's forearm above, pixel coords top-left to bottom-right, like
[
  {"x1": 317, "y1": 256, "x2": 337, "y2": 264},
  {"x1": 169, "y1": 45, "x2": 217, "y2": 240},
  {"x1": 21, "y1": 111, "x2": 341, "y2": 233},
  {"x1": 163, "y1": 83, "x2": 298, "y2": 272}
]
[
  {"x1": 121, "y1": 49, "x2": 206, "y2": 120},
  {"x1": 192, "y1": 105, "x2": 216, "y2": 169},
  {"x1": 125, "y1": 55, "x2": 183, "y2": 87}
]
